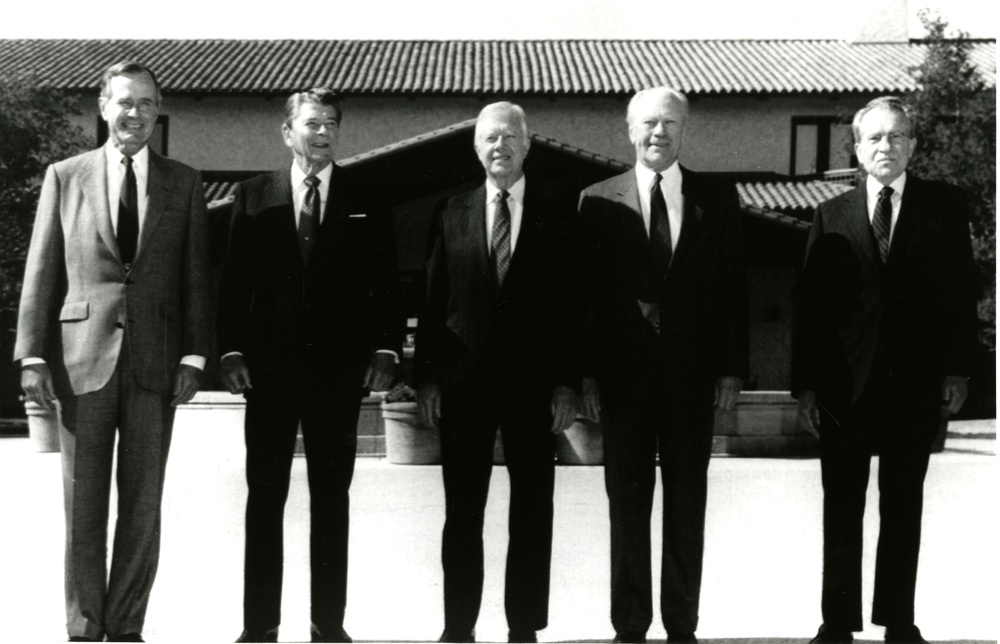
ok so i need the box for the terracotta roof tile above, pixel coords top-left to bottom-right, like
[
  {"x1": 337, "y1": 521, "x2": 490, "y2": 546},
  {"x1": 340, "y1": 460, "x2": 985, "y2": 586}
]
[{"x1": 1, "y1": 39, "x2": 993, "y2": 95}]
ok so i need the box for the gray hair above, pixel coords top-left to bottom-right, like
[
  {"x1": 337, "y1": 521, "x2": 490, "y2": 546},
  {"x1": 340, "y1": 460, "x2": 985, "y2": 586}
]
[
  {"x1": 626, "y1": 87, "x2": 689, "y2": 125},
  {"x1": 100, "y1": 61, "x2": 162, "y2": 106},
  {"x1": 476, "y1": 101, "x2": 529, "y2": 138},
  {"x1": 852, "y1": 96, "x2": 915, "y2": 142}
]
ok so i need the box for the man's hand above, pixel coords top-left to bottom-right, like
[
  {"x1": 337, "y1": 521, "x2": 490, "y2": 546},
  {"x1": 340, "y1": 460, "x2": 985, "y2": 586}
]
[
  {"x1": 797, "y1": 390, "x2": 821, "y2": 438},
  {"x1": 550, "y1": 386, "x2": 579, "y2": 434},
  {"x1": 364, "y1": 353, "x2": 396, "y2": 392},
  {"x1": 171, "y1": 364, "x2": 203, "y2": 407},
  {"x1": 21, "y1": 363, "x2": 57, "y2": 410},
  {"x1": 220, "y1": 354, "x2": 252, "y2": 395},
  {"x1": 417, "y1": 383, "x2": 442, "y2": 430},
  {"x1": 942, "y1": 375, "x2": 970, "y2": 416},
  {"x1": 714, "y1": 376, "x2": 742, "y2": 411},
  {"x1": 581, "y1": 377, "x2": 601, "y2": 422}
]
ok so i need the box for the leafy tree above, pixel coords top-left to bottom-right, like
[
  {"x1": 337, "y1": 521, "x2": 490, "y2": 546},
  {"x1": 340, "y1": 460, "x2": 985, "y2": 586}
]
[
  {"x1": 0, "y1": 73, "x2": 90, "y2": 414},
  {"x1": 906, "y1": 12, "x2": 997, "y2": 350}
]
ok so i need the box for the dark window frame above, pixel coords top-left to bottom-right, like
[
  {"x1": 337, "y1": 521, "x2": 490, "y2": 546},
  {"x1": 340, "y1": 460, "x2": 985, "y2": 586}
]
[{"x1": 790, "y1": 115, "x2": 855, "y2": 175}]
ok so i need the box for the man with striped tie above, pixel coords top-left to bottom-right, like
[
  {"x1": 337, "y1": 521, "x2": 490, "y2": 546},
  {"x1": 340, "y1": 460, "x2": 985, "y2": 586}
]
[
  {"x1": 415, "y1": 102, "x2": 581, "y2": 644},
  {"x1": 793, "y1": 96, "x2": 978, "y2": 644}
]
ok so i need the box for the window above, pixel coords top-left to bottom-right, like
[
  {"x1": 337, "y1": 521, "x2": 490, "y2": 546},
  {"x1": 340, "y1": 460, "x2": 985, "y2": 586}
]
[
  {"x1": 790, "y1": 116, "x2": 854, "y2": 175},
  {"x1": 97, "y1": 115, "x2": 169, "y2": 156}
]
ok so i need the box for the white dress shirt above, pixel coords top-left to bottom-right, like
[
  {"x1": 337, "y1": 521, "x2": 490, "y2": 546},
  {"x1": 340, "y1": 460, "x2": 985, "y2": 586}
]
[
  {"x1": 485, "y1": 175, "x2": 526, "y2": 253},
  {"x1": 635, "y1": 161, "x2": 684, "y2": 251},
  {"x1": 865, "y1": 172, "x2": 906, "y2": 243}
]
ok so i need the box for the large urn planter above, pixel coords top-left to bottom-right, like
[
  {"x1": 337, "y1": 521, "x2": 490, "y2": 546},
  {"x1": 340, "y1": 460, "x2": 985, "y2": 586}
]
[
  {"x1": 556, "y1": 419, "x2": 604, "y2": 465},
  {"x1": 25, "y1": 400, "x2": 63, "y2": 453},
  {"x1": 382, "y1": 401, "x2": 441, "y2": 464}
]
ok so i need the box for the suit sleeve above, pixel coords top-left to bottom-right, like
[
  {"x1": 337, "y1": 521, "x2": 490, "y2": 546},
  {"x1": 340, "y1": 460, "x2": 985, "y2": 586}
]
[
  {"x1": 717, "y1": 181, "x2": 750, "y2": 379},
  {"x1": 543, "y1": 198, "x2": 584, "y2": 391},
  {"x1": 368, "y1": 201, "x2": 404, "y2": 356},
  {"x1": 790, "y1": 203, "x2": 826, "y2": 397},
  {"x1": 413, "y1": 200, "x2": 449, "y2": 387},
  {"x1": 14, "y1": 164, "x2": 66, "y2": 364},
  {"x1": 576, "y1": 189, "x2": 600, "y2": 380},
  {"x1": 937, "y1": 185, "x2": 979, "y2": 376},
  {"x1": 181, "y1": 170, "x2": 211, "y2": 361},
  {"x1": 216, "y1": 184, "x2": 255, "y2": 358}
]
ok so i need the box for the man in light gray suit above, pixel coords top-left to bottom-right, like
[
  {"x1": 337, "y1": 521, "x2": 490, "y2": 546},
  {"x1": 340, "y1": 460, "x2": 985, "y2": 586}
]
[{"x1": 15, "y1": 61, "x2": 210, "y2": 643}]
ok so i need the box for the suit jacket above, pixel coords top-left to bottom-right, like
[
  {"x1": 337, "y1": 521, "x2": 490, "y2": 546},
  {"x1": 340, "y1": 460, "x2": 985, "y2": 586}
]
[
  {"x1": 578, "y1": 166, "x2": 748, "y2": 410},
  {"x1": 15, "y1": 147, "x2": 210, "y2": 397},
  {"x1": 216, "y1": 166, "x2": 402, "y2": 390},
  {"x1": 791, "y1": 176, "x2": 978, "y2": 416},
  {"x1": 414, "y1": 178, "x2": 581, "y2": 395}
]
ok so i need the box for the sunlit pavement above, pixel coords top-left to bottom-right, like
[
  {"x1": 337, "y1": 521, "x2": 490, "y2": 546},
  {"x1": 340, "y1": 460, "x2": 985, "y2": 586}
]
[{"x1": 0, "y1": 414, "x2": 994, "y2": 644}]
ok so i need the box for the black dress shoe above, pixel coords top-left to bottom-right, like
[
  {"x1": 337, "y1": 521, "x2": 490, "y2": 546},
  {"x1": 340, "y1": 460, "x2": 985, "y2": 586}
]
[
  {"x1": 69, "y1": 638, "x2": 96, "y2": 642},
  {"x1": 509, "y1": 629, "x2": 537, "y2": 643},
  {"x1": 439, "y1": 629, "x2": 476, "y2": 643},
  {"x1": 107, "y1": 635, "x2": 144, "y2": 643},
  {"x1": 885, "y1": 625, "x2": 928, "y2": 644},
  {"x1": 236, "y1": 627, "x2": 279, "y2": 643},
  {"x1": 668, "y1": 632, "x2": 697, "y2": 643},
  {"x1": 810, "y1": 624, "x2": 854, "y2": 643},
  {"x1": 613, "y1": 631, "x2": 647, "y2": 643},
  {"x1": 311, "y1": 624, "x2": 353, "y2": 643}
]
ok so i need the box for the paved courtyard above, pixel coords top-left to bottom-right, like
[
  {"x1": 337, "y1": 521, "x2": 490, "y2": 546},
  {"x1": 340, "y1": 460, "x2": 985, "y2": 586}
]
[{"x1": 0, "y1": 412, "x2": 994, "y2": 644}]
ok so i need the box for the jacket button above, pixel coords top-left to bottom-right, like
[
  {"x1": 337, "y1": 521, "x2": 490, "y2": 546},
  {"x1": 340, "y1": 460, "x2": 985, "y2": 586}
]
[{"x1": 115, "y1": 322, "x2": 125, "y2": 329}]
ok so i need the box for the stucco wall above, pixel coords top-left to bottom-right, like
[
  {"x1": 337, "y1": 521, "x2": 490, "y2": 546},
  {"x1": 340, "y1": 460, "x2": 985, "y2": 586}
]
[{"x1": 71, "y1": 92, "x2": 875, "y2": 173}]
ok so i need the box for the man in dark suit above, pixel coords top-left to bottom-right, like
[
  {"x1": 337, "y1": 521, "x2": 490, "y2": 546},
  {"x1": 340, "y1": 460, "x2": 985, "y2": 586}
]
[
  {"x1": 217, "y1": 88, "x2": 402, "y2": 644},
  {"x1": 793, "y1": 96, "x2": 978, "y2": 644},
  {"x1": 578, "y1": 87, "x2": 748, "y2": 644},
  {"x1": 15, "y1": 61, "x2": 210, "y2": 642},
  {"x1": 415, "y1": 102, "x2": 580, "y2": 644}
]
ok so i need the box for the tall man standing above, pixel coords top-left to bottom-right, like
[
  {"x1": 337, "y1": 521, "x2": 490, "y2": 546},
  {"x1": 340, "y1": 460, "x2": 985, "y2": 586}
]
[
  {"x1": 415, "y1": 102, "x2": 580, "y2": 644},
  {"x1": 217, "y1": 88, "x2": 401, "y2": 644},
  {"x1": 578, "y1": 87, "x2": 748, "y2": 644},
  {"x1": 793, "y1": 97, "x2": 978, "y2": 644},
  {"x1": 16, "y1": 61, "x2": 210, "y2": 642}
]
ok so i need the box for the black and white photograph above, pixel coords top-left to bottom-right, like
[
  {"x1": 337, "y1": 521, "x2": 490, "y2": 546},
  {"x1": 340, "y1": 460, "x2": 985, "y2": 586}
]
[{"x1": 0, "y1": 1, "x2": 995, "y2": 642}]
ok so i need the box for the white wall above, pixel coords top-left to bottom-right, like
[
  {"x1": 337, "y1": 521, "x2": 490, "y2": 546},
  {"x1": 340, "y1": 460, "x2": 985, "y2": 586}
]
[{"x1": 71, "y1": 92, "x2": 875, "y2": 174}]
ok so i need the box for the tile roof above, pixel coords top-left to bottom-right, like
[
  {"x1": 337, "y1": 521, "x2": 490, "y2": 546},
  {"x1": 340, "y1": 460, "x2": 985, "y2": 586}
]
[
  {"x1": 0, "y1": 39, "x2": 993, "y2": 95},
  {"x1": 738, "y1": 179, "x2": 854, "y2": 212}
]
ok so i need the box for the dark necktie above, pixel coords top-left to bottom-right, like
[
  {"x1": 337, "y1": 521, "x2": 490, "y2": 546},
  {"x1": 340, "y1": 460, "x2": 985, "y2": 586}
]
[
  {"x1": 299, "y1": 175, "x2": 320, "y2": 263},
  {"x1": 872, "y1": 185, "x2": 894, "y2": 263},
  {"x1": 118, "y1": 155, "x2": 139, "y2": 266},
  {"x1": 649, "y1": 172, "x2": 673, "y2": 276},
  {"x1": 492, "y1": 190, "x2": 512, "y2": 286}
]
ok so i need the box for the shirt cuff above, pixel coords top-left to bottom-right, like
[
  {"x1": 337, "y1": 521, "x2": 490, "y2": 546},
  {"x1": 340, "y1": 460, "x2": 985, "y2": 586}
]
[
  {"x1": 21, "y1": 358, "x2": 46, "y2": 367},
  {"x1": 180, "y1": 355, "x2": 206, "y2": 370},
  {"x1": 376, "y1": 349, "x2": 400, "y2": 364}
]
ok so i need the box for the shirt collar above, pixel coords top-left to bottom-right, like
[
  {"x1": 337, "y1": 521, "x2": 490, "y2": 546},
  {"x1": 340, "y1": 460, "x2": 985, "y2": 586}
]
[
  {"x1": 105, "y1": 141, "x2": 150, "y2": 175},
  {"x1": 486, "y1": 174, "x2": 526, "y2": 203},
  {"x1": 635, "y1": 160, "x2": 681, "y2": 193},
  {"x1": 866, "y1": 172, "x2": 907, "y2": 201},
  {"x1": 291, "y1": 162, "x2": 333, "y2": 189}
]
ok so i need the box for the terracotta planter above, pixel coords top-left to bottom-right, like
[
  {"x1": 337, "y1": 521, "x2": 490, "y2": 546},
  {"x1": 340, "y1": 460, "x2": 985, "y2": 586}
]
[
  {"x1": 24, "y1": 400, "x2": 63, "y2": 453},
  {"x1": 556, "y1": 419, "x2": 604, "y2": 465},
  {"x1": 382, "y1": 402, "x2": 440, "y2": 464}
]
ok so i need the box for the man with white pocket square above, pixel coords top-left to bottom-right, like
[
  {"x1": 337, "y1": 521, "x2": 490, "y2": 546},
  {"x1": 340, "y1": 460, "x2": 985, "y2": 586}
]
[{"x1": 217, "y1": 88, "x2": 403, "y2": 643}]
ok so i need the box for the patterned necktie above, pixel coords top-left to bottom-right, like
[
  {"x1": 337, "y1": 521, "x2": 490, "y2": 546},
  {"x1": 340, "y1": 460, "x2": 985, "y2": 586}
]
[
  {"x1": 118, "y1": 155, "x2": 139, "y2": 266},
  {"x1": 492, "y1": 190, "x2": 512, "y2": 286},
  {"x1": 872, "y1": 185, "x2": 894, "y2": 263},
  {"x1": 649, "y1": 172, "x2": 673, "y2": 276},
  {"x1": 299, "y1": 175, "x2": 321, "y2": 263}
]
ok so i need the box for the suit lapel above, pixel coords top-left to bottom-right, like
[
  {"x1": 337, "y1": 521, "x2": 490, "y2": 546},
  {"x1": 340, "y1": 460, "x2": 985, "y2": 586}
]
[
  {"x1": 844, "y1": 184, "x2": 880, "y2": 268},
  {"x1": 137, "y1": 150, "x2": 170, "y2": 264},
  {"x1": 83, "y1": 149, "x2": 117, "y2": 261},
  {"x1": 461, "y1": 186, "x2": 494, "y2": 293},
  {"x1": 501, "y1": 181, "x2": 542, "y2": 292},
  {"x1": 889, "y1": 176, "x2": 922, "y2": 264},
  {"x1": 670, "y1": 167, "x2": 705, "y2": 277},
  {"x1": 321, "y1": 165, "x2": 348, "y2": 241}
]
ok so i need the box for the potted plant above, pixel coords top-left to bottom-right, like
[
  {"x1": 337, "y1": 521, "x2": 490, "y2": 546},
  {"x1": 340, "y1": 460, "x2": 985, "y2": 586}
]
[
  {"x1": 381, "y1": 383, "x2": 440, "y2": 464},
  {"x1": 24, "y1": 399, "x2": 63, "y2": 453}
]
